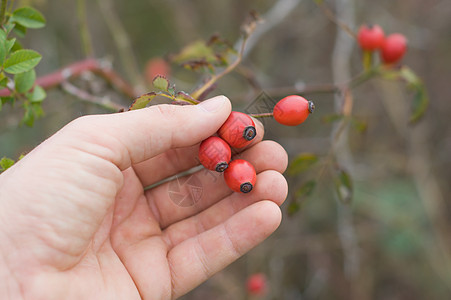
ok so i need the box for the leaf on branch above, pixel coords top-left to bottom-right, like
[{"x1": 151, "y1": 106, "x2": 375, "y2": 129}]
[
  {"x1": 287, "y1": 201, "x2": 301, "y2": 216},
  {"x1": 295, "y1": 180, "x2": 317, "y2": 199},
  {"x1": 334, "y1": 167, "x2": 353, "y2": 204},
  {"x1": 350, "y1": 116, "x2": 368, "y2": 133},
  {"x1": 6, "y1": 38, "x2": 17, "y2": 54},
  {"x1": 181, "y1": 59, "x2": 215, "y2": 73},
  {"x1": 288, "y1": 153, "x2": 318, "y2": 176},
  {"x1": 400, "y1": 66, "x2": 421, "y2": 88},
  {"x1": 399, "y1": 67, "x2": 429, "y2": 123},
  {"x1": 15, "y1": 69, "x2": 36, "y2": 93},
  {"x1": 11, "y1": 7, "x2": 46, "y2": 29},
  {"x1": 171, "y1": 40, "x2": 216, "y2": 64},
  {"x1": 28, "y1": 85, "x2": 46, "y2": 103},
  {"x1": 410, "y1": 86, "x2": 429, "y2": 123},
  {"x1": 13, "y1": 24, "x2": 27, "y2": 38},
  {"x1": 152, "y1": 75, "x2": 169, "y2": 92},
  {"x1": 4, "y1": 49, "x2": 42, "y2": 74},
  {"x1": 322, "y1": 114, "x2": 345, "y2": 124},
  {"x1": 128, "y1": 92, "x2": 157, "y2": 110},
  {"x1": 0, "y1": 77, "x2": 7, "y2": 88},
  {"x1": 0, "y1": 157, "x2": 15, "y2": 172},
  {"x1": 175, "y1": 91, "x2": 197, "y2": 104}
]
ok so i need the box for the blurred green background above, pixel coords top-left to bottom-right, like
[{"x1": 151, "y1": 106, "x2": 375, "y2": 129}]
[{"x1": 1, "y1": 0, "x2": 451, "y2": 299}]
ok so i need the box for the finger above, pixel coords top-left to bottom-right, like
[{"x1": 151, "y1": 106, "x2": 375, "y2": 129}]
[
  {"x1": 162, "y1": 170, "x2": 288, "y2": 248},
  {"x1": 168, "y1": 200, "x2": 282, "y2": 298},
  {"x1": 146, "y1": 140, "x2": 288, "y2": 228},
  {"x1": 58, "y1": 95, "x2": 231, "y2": 171},
  {"x1": 132, "y1": 117, "x2": 265, "y2": 188}
]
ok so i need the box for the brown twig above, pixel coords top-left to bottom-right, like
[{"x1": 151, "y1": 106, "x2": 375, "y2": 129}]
[
  {"x1": 0, "y1": 58, "x2": 137, "y2": 99},
  {"x1": 316, "y1": 1, "x2": 357, "y2": 39},
  {"x1": 61, "y1": 81, "x2": 125, "y2": 111},
  {"x1": 96, "y1": 0, "x2": 145, "y2": 90}
]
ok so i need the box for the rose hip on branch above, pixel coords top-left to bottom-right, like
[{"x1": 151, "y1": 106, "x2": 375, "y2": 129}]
[
  {"x1": 357, "y1": 24, "x2": 385, "y2": 51},
  {"x1": 218, "y1": 111, "x2": 257, "y2": 148},
  {"x1": 380, "y1": 33, "x2": 408, "y2": 65},
  {"x1": 224, "y1": 159, "x2": 257, "y2": 193},
  {"x1": 198, "y1": 136, "x2": 231, "y2": 172}
]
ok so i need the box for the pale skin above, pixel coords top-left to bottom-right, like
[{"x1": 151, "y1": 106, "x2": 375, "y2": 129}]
[{"x1": 0, "y1": 96, "x2": 288, "y2": 299}]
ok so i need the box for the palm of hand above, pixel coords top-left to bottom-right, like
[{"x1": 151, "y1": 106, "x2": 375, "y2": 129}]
[{"x1": 0, "y1": 101, "x2": 288, "y2": 300}]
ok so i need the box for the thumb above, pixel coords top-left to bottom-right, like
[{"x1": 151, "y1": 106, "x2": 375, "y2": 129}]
[{"x1": 58, "y1": 95, "x2": 231, "y2": 170}]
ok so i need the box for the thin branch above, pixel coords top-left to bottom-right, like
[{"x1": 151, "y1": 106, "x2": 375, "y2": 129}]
[
  {"x1": 236, "y1": 0, "x2": 303, "y2": 59},
  {"x1": 97, "y1": 0, "x2": 145, "y2": 90},
  {"x1": 61, "y1": 81, "x2": 125, "y2": 111},
  {"x1": 316, "y1": 1, "x2": 356, "y2": 39},
  {"x1": 77, "y1": 0, "x2": 94, "y2": 57},
  {"x1": 0, "y1": 58, "x2": 137, "y2": 99}
]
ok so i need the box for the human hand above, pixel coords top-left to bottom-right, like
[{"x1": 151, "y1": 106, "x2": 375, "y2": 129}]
[{"x1": 0, "y1": 96, "x2": 288, "y2": 299}]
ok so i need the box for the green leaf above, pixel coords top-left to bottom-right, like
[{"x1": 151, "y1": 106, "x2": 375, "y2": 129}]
[
  {"x1": 288, "y1": 153, "x2": 318, "y2": 176},
  {"x1": 4, "y1": 49, "x2": 42, "y2": 74},
  {"x1": 410, "y1": 86, "x2": 429, "y2": 123},
  {"x1": 152, "y1": 75, "x2": 169, "y2": 91},
  {"x1": 0, "y1": 43, "x2": 5, "y2": 66},
  {"x1": 15, "y1": 69, "x2": 36, "y2": 93},
  {"x1": 128, "y1": 92, "x2": 157, "y2": 110},
  {"x1": 0, "y1": 29, "x2": 6, "y2": 43},
  {"x1": 13, "y1": 23, "x2": 27, "y2": 38},
  {"x1": 1, "y1": 96, "x2": 14, "y2": 106},
  {"x1": 295, "y1": 180, "x2": 317, "y2": 199},
  {"x1": 287, "y1": 202, "x2": 301, "y2": 216},
  {"x1": 175, "y1": 91, "x2": 197, "y2": 104},
  {"x1": 334, "y1": 168, "x2": 353, "y2": 204},
  {"x1": 0, "y1": 157, "x2": 15, "y2": 171},
  {"x1": 10, "y1": 39, "x2": 22, "y2": 52},
  {"x1": 22, "y1": 102, "x2": 34, "y2": 126},
  {"x1": 11, "y1": 7, "x2": 46, "y2": 29},
  {"x1": 400, "y1": 66, "x2": 421, "y2": 88},
  {"x1": 398, "y1": 67, "x2": 429, "y2": 123},
  {"x1": 6, "y1": 38, "x2": 17, "y2": 53},
  {"x1": 350, "y1": 117, "x2": 368, "y2": 133},
  {"x1": 322, "y1": 114, "x2": 344, "y2": 124},
  {"x1": 28, "y1": 85, "x2": 46, "y2": 102},
  {"x1": 0, "y1": 78, "x2": 6, "y2": 88},
  {"x1": 3, "y1": 23, "x2": 15, "y2": 35},
  {"x1": 171, "y1": 40, "x2": 216, "y2": 64}
]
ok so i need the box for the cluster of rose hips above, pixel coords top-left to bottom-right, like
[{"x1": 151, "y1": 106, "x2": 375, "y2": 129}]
[
  {"x1": 357, "y1": 24, "x2": 407, "y2": 65},
  {"x1": 198, "y1": 95, "x2": 314, "y2": 193}
]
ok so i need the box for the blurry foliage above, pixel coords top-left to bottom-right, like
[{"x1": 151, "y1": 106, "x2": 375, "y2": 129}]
[{"x1": 1, "y1": 0, "x2": 451, "y2": 299}]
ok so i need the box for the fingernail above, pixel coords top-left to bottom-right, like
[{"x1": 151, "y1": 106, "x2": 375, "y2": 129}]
[{"x1": 198, "y1": 95, "x2": 227, "y2": 113}]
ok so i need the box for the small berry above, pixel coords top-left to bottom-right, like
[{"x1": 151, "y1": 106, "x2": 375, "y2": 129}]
[
  {"x1": 246, "y1": 273, "x2": 268, "y2": 296},
  {"x1": 198, "y1": 136, "x2": 231, "y2": 172},
  {"x1": 218, "y1": 111, "x2": 257, "y2": 148},
  {"x1": 357, "y1": 24, "x2": 385, "y2": 51},
  {"x1": 273, "y1": 95, "x2": 314, "y2": 126},
  {"x1": 145, "y1": 57, "x2": 171, "y2": 84},
  {"x1": 224, "y1": 159, "x2": 256, "y2": 193},
  {"x1": 380, "y1": 33, "x2": 407, "y2": 65}
]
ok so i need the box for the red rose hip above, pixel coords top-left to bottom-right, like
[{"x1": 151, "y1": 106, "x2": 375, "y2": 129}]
[
  {"x1": 246, "y1": 273, "x2": 268, "y2": 296},
  {"x1": 224, "y1": 159, "x2": 256, "y2": 193},
  {"x1": 218, "y1": 111, "x2": 256, "y2": 148},
  {"x1": 273, "y1": 95, "x2": 315, "y2": 126},
  {"x1": 357, "y1": 24, "x2": 385, "y2": 51},
  {"x1": 380, "y1": 33, "x2": 407, "y2": 65},
  {"x1": 198, "y1": 136, "x2": 231, "y2": 172}
]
